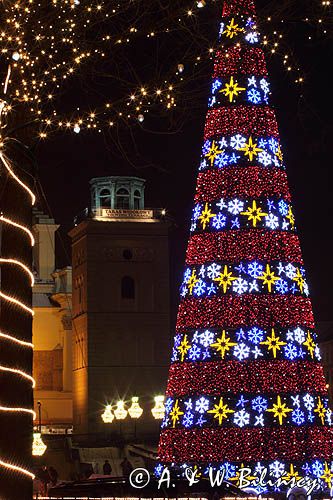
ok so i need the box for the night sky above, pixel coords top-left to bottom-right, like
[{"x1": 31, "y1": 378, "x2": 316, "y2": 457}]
[{"x1": 36, "y1": 1, "x2": 333, "y2": 322}]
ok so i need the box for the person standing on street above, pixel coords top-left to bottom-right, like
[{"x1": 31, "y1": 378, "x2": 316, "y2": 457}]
[{"x1": 103, "y1": 460, "x2": 112, "y2": 475}]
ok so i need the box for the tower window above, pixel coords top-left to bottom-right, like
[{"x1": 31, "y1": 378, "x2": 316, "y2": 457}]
[
  {"x1": 99, "y1": 188, "x2": 112, "y2": 209},
  {"x1": 121, "y1": 276, "x2": 135, "y2": 299},
  {"x1": 116, "y1": 188, "x2": 130, "y2": 209},
  {"x1": 133, "y1": 189, "x2": 141, "y2": 209}
]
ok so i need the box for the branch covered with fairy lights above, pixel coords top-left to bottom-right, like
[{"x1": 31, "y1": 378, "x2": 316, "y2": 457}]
[{"x1": 0, "y1": 0, "x2": 332, "y2": 139}]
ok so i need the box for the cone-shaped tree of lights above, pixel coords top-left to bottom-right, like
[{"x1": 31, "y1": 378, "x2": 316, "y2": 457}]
[{"x1": 157, "y1": 0, "x2": 333, "y2": 490}]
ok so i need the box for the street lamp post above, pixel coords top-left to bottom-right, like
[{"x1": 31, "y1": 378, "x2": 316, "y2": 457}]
[
  {"x1": 128, "y1": 397, "x2": 143, "y2": 439},
  {"x1": 114, "y1": 400, "x2": 128, "y2": 438},
  {"x1": 37, "y1": 400, "x2": 41, "y2": 432},
  {"x1": 32, "y1": 401, "x2": 47, "y2": 457}
]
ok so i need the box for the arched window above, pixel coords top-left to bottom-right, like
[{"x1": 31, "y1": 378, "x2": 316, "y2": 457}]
[
  {"x1": 99, "y1": 188, "x2": 112, "y2": 208},
  {"x1": 116, "y1": 188, "x2": 130, "y2": 209},
  {"x1": 121, "y1": 276, "x2": 135, "y2": 299},
  {"x1": 133, "y1": 189, "x2": 141, "y2": 209}
]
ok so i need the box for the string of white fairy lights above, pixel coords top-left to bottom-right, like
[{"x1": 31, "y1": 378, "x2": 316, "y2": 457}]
[{"x1": 0, "y1": 0, "x2": 331, "y2": 140}]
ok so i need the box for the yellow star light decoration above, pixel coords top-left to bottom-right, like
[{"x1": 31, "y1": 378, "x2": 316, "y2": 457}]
[
  {"x1": 207, "y1": 397, "x2": 234, "y2": 425},
  {"x1": 286, "y1": 206, "x2": 295, "y2": 229},
  {"x1": 241, "y1": 200, "x2": 268, "y2": 227},
  {"x1": 198, "y1": 202, "x2": 216, "y2": 230},
  {"x1": 220, "y1": 76, "x2": 246, "y2": 103},
  {"x1": 276, "y1": 144, "x2": 283, "y2": 162},
  {"x1": 282, "y1": 464, "x2": 302, "y2": 482},
  {"x1": 258, "y1": 264, "x2": 280, "y2": 292},
  {"x1": 238, "y1": 136, "x2": 263, "y2": 162},
  {"x1": 223, "y1": 18, "x2": 244, "y2": 39},
  {"x1": 314, "y1": 397, "x2": 327, "y2": 424},
  {"x1": 260, "y1": 328, "x2": 287, "y2": 358},
  {"x1": 229, "y1": 464, "x2": 257, "y2": 487},
  {"x1": 321, "y1": 461, "x2": 333, "y2": 488},
  {"x1": 293, "y1": 268, "x2": 305, "y2": 293},
  {"x1": 189, "y1": 465, "x2": 202, "y2": 480},
  {"x1": 205, "y1": 140, "x2": 223, "y2": 166},
  {"x1": 210, "y1": 330, "x2": 237, "y2": 359},
  {"x1": 187, "y1": 269, "x2": 199, "y2": 294},
  {"x1": 169, "y1": 399, "x2": 184, "y2": 428},
  {"x1": 303, "y1": 330, "x2": 316, "y2": 359},
  {"x1": 177, "y1": 334, "x2": 191, "y2": 362},
  {"x1": 214, "y1": 265, "x2": 237, "y2": 293},
  {"x1": 267, "y1": 395, "x2": 292, "y2": 425}
]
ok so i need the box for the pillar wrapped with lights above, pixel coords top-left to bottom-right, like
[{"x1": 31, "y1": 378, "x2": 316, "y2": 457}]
[
  {"x1": 157, "y1": 0, "x2": 333, "y2": 491},
  {"x1": 0, "y1": 67, "x2": 35, "y2": 499}
]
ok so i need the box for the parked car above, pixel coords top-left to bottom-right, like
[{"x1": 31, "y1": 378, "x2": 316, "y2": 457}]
[{"x1": 49, "y1": 475, "x2": 248, "y2": 498}]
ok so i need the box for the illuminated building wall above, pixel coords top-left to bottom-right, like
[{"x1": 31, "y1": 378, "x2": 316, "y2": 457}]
[{"x1": 32, "y1": 210, "x2": 73, "y2": 430}]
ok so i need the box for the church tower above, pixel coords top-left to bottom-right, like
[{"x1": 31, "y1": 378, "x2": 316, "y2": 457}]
[{"x1": 69, "y1": 176, "x2": 171, "y2": 437}]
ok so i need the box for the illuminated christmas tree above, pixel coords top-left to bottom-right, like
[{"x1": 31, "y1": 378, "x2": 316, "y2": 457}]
[{"x1": 157, "y1": 0, "x2": 333, "y2": 491}]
